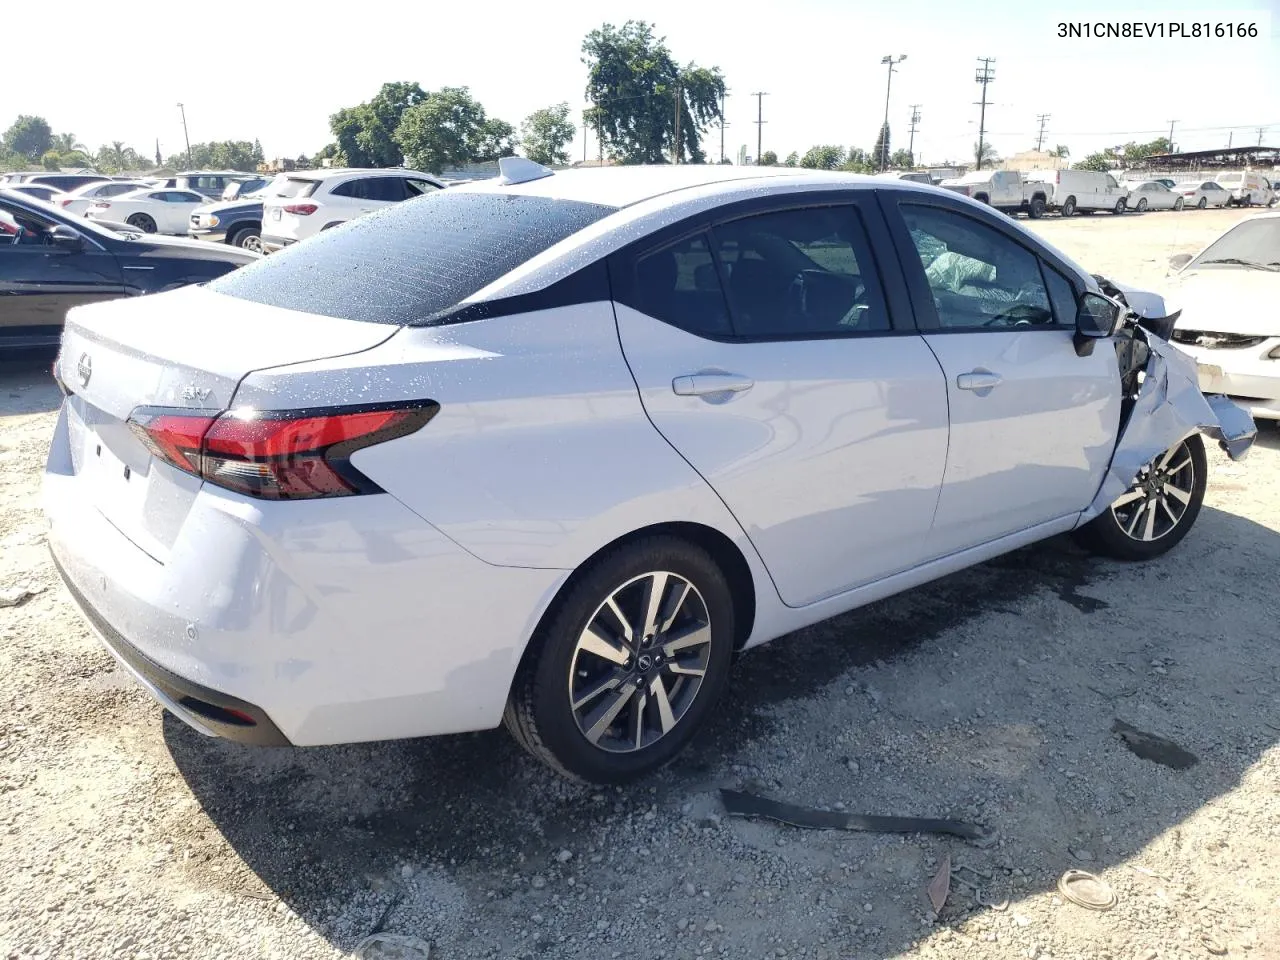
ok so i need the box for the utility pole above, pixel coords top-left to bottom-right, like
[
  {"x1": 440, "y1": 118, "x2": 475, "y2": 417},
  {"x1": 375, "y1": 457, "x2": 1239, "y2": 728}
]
[
  {"x1": 1035, "y1": 113, "x2": 1051, "y2": 152},
  {"x1": 752, "y1": 92, "x2": 768, "y2": 164},
  {"x1": 1258, "y1": 127, "x2": 1266, "y2": 147},
  {"x1": 907, "y1": 105, "x2": 921, "y2": 165},
  {"x1": 880, "y1": 55, "x2": 907, "y2": 170},
  {"x1": 719, "y1": 89, "x2": 729, "y2": 163},
  {"x1": 974, "y1": 58, "x2": 995, "y2": 170},
  {"x1": 1167, "y1": 120, "x2": 1177, "y2": 153},
  {"x1": 176, "y1": 102, "x2": 191, "y2": 169},
  {"x1": 1228, "y1": 131, "x2": 1233, "y2": 149},
  {"x1": 673, "y1": 79, "x2": 682, "y2": 164}
]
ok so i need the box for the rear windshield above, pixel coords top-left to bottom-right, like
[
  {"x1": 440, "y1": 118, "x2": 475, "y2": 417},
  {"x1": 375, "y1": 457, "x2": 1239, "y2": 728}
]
[
  {"x1": 210, "y1": 191, "x2": 616, "y2": 324},
  {"x1": 276, "y1": 177, "x2": 320, "y2": 199}
]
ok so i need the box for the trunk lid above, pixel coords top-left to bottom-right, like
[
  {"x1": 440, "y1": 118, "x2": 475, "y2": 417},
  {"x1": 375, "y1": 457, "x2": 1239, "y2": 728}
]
[{"x1": 56, "y1": 285, "x2": 397, "y2": 561}]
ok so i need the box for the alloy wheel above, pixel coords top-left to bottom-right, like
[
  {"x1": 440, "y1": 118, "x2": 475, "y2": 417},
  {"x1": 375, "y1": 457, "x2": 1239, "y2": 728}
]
[
  {"x1": 1109, "y1": 439, "x2": 1197, "y2": 542},
  {"x1": 568, "y1": 571, "x2": 712, "y2": 753}
]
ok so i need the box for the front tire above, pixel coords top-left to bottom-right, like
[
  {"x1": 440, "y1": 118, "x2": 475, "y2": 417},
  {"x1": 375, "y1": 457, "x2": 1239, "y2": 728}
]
[
  {"x1": 1174, "y1": 197, "x2": 1185, "y2": 211},
  {"x1": 228, "y1": 226, "x2": 262, "y2": 252},
  {"x1": 126, "y1": 213, "x2": 157, "y2": 233},
  {"x1": 1136, "y1": 198, "x2": 1148, "y2": 212},
  {"x1": 1028, "y1": 197, "x2": 1046, "y2": 219},
  {"x1": 1112, "y1": 198, "x2": 1126, "y2": 214},
  {"x1": 1075, "y1": 434, "x2": 1207, "y2": 561},
  {"x1": 504, "y1": 535, "x2": 735, "y2": 783}
]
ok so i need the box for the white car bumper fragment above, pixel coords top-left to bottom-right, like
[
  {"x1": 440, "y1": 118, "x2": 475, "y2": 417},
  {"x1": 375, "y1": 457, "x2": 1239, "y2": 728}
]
[{"x1": 1082, "y1": 332, "x2": 1257, "y2": 523}]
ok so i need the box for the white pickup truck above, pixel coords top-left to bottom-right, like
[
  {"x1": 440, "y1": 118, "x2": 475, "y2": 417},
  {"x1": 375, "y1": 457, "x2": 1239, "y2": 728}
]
[{"x1": 939, "y1": 170, "x2": 1049, "y2": 218}]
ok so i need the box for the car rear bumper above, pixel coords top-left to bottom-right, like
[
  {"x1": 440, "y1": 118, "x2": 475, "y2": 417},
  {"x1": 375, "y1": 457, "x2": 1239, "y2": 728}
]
[
  {"x1": 260, "y1": 234, "x2": 295, "y2": 253},
  {"x1": 43, "y1": 401, "x2": 569, "y2": 746}
]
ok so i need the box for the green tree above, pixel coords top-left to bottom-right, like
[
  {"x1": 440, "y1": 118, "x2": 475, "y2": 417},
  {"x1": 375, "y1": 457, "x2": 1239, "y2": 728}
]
[
  {"x1": 582, "y1": 20, "x2": 725, "y2": 164},
  {"x1": 974, "y1": 140, "x2": 1000, "y2": 169},
  {"x1": 325, "y1": 82, "x2": 431, "y2": 168},
  {"x1": 758, "y1": 150, "x2": 779, "y2": 166},
  {"x1": 521, "y1": 103, "x2": 576, "y2": 166},
  {"x1": 40, "y1": 150, "x2": 61, "y2": 170},
  {"x1": 799, "y1": 145, "x2": 845, "y2": 170},
  {"x1": 1074, "y1": 152, "x2": 1114, "y2": 172},
  {"x1": 1121, "y1": 137, "x2": 1171, "y2": 165},
  {"x1": 50, "y1": 133, "x2": 88, "y2": 155},
  {"x1": 3, "y1": 115, "x2": 53, "y2": 161},
  {"x1": 871, "y1": 123, "x2": 890, "y2": 169},
  {"x1": 394, "y1": 87, "x2": 514, "y2": 174},
  {"x1": 839, "y1": 147, "x2": 875, "y2": 173},
  {"x1": 783, "y1": 151, "x2": 799, "y2": 167},
  {"x1": 94, "y1": 141, "x2": 143, "y2": 174},
  {"x1": 889, "y1": 148, "x2": 914, "y2": 169}
]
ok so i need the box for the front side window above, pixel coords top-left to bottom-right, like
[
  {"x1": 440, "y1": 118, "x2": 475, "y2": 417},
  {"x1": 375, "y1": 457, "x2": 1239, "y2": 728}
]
[
  {"x1": 711, "y1": 205, "x2": 889, "y2": 337},
  {"x1": 901, "y1": 204, "x2": 1057, "y2": 329},
  {"x1": 1106, "y1": 175, "x2": 1119, "y2": 188}
]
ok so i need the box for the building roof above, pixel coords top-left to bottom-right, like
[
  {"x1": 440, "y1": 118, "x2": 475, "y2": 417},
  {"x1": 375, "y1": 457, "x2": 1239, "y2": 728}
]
[{"x1": 1137, "y1": 146, "x2": 1280, "y2": 169}]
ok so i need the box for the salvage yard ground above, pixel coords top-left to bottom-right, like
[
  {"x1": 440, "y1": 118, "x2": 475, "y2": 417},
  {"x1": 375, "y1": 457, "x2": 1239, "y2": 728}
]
[{"x1": 1, "y1": 208, "x2": 1277, "y2": 960}]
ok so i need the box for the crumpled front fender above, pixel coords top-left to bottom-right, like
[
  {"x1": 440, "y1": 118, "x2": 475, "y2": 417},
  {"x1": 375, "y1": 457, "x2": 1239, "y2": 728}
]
[{"x1": 1080, "y1": 327, "x2": 1257, "y2": 524}]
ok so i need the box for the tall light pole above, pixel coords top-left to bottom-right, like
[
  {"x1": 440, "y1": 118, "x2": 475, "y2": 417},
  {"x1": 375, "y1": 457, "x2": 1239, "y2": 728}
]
[
  {"x1": 880, "y1": 55, "x2": 906, "y2": 171},
  {"x1": 176, "y1": 102, "x2": 191, "y2": 169},
  {"x1": 752, "y1": 92, "x2": 768, "y2": 164}
]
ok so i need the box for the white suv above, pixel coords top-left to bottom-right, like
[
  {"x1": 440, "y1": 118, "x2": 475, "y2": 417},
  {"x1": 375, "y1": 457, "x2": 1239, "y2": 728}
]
[{"x1": 261, "y1": 169, "x2": 442, "y2": 252}]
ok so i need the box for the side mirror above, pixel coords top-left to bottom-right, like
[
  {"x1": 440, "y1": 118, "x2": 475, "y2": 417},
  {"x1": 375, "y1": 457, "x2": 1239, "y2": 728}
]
[
  {"x1": 1168, "y1": 252, "x2": 1192, "y2": 271},
  {"x1": 1074, "y1": 291, "x2": 1125, "y2": 357},
  {"x1": 48, "y1": 224, "x2": 84, "y2": 252}
]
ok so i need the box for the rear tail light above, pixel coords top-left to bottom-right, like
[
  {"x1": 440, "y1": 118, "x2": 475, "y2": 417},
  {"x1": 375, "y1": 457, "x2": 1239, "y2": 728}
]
[
  {"x1": 60, "y1": 198, "x2": 73, "y2": 207},
  {"x1": 283, "y1": 202, "x2": 317, "y2": 215},
  {"x1": 127, "y1": 402, "x2": 438, "y2": 500},
  {"x1": 1269, "y1": 344, "x2": 1280, "y2": 360}
]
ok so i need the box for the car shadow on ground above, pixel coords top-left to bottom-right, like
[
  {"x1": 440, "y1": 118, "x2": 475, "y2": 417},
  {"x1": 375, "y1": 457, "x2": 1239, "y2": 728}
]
[
  {"x1": 164, "y1": 500, "x2": 1279, "y2": 956},
  {"x1": 0, "y1": 354, "x2": 62, "y2": 416}
]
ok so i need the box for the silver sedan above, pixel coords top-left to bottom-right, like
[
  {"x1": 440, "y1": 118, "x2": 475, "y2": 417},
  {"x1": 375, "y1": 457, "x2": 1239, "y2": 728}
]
[{"x1": 1126, "y1": 180, "x2": 1184, "y2": 212}]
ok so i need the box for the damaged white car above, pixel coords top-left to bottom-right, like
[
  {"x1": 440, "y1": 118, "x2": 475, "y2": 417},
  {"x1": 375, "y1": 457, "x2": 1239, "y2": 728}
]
[
  {"x1": 1163, "y1": 212, "x2": 1280, "y2": 424},
  {"x1": 44, "y1": 164, "x2": 1256, "y2": 783}
]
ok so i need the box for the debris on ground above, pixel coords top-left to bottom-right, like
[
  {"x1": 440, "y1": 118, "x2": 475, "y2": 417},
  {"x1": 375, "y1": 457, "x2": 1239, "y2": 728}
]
[
  {"x1": 1112, "y1": 719, "x2": 1200, "y2": 769},
  {"x1": 719, "y1": 789, "x2": 996, "y2": 845},
  {"x1": 351, "y1": 933, "x2": 431, "y2": 959},
  {"x1": 927, "y1": 853, "x2": 952, "y2": 915},
  {"x1": 1057, "y1": 870, "x2": 1118, "y2": 911},
  {"x1": 0, "y1": 584, "x2": 42, "y2": 608}
]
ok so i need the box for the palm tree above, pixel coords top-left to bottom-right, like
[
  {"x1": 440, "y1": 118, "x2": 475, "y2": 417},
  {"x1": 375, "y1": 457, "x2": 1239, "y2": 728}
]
[
  {"x1": 1049, "y1": 144, "x2": 1070, "y2": 159},
  {"x1": 51, "y1": 132, "x2": 88, "y2": 154},
  {"x1": 94, "y1": 141, "x2": 129, "y2": 173}
]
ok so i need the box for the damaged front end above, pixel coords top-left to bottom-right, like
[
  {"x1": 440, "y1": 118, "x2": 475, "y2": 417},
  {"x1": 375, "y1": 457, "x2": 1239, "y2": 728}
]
[{"x1": 1079, "y1": 276, "x2": 1257, "y2": 524}]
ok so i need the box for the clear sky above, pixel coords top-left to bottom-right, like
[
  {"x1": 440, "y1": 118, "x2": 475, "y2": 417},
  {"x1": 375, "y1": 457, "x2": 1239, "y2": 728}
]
[{"x1": 4, "y1": 0, "x2": 1277, "y2": 166}]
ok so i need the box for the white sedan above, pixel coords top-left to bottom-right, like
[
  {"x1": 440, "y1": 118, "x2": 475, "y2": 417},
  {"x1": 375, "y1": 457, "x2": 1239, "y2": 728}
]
[
  {"x1": 1167, "y1": 212, "x2": 1280, "y2": 423},
  {"x1": 56, "y1": 179, "x2": 154, "y2": 216},
  {"x1": 84, "y1": 188, "x2": 208, "y2": 234},
  {"x1": 43, "y1": 160, "x2": 1255, "y2": 783},
  {"x1": 1174, "y1": 180, "x2": 1231, "y2": 209},
  {"x1": 1125, "y1": 179, "x2": 1184, "y2": 212}
]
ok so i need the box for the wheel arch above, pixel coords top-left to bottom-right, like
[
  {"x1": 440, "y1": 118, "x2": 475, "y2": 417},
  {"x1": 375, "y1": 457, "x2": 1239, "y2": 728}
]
[{"x1": 511, "y1": 520, "x2": 759, "y2": 697}]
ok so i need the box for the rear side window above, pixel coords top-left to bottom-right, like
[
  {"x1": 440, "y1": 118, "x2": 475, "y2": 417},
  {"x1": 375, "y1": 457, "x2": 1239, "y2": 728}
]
[
  {"x1": 210, "y1": 191, "x2": 616, "y2": 325},
  {"x1": 633, "y1": 234, "x2": 731, "y2": 337}
]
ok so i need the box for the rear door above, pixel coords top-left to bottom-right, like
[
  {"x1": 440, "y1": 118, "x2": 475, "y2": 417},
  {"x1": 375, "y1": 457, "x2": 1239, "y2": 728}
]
[
  {"x1": 612, "y1": 193, "x2": 950, "y2": 607},
  {"x1": 0, "y1": 197, "x2": 125, "y2": 348},
  {"x1": 885, "y1": 195, "x2": 1121, "y2": 558}
]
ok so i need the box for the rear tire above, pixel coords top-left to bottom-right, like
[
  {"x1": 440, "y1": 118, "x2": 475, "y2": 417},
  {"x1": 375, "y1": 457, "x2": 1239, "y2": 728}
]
[
  {"x1": 1061, "y1": 196, "x2": 1077, "y2": 217},
  {"x1": 125, "y1": 213, "x2": 156, "y2": 233},
  {"x1": 1074, "y1": 434, "x2": 1207, "y2": 561},
  {"x1": 1174, "y1": 197, "x2": 1185, "y2": 211},
  {"x1": 504, "y1": 535, "x2": 735, "y2": 783}
]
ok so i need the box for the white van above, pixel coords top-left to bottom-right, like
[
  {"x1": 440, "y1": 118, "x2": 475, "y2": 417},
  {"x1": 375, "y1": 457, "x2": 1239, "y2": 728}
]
[
  {"x1": 1024, "y1": 169, "x2": 1129, "y2": 216},
  {"x1": 1215, "y1": 171, "x2": 1274, "y2": 206}
]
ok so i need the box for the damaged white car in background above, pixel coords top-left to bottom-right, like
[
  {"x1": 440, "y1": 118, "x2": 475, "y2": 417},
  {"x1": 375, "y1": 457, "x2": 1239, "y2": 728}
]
[
  {"x1": 44, "y1": 167, "x2": 1256, "y2": 784},
  {"x1": 1160, "y1": 212, "x2": 1280, "y2": 425}
]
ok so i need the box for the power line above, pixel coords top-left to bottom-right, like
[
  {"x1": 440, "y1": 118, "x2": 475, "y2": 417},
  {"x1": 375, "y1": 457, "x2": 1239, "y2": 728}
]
[
  {"x1": 974, "y1": 58, "x2": 995, "y2": 170},
  {"x1": 1035, "y1": 113, "x2": 1051, "y2": 152},
  {"x1": 752, "y1": 92, "x2": 769, "y2": 164}
]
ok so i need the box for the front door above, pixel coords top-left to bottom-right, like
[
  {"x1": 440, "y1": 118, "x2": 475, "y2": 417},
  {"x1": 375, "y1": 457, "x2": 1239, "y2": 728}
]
[
  {"x1": 0, "y1": 199, "x2": 124, "y2": 349},
  {"x1": 887, "y1": 199, "x2": 1121, "y2": 558},
  {"x1": 612, "y1": 197, "x2": 950, "y2": 607}
]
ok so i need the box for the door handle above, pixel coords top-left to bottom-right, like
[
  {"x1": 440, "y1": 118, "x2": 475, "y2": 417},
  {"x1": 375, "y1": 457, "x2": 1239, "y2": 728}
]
[
  {"x1": 956, "y1": 370, "x2": 1003, "y2": 392},
  {"x1": 672, "y1": 373, "x2": 754, "y2": 397}
]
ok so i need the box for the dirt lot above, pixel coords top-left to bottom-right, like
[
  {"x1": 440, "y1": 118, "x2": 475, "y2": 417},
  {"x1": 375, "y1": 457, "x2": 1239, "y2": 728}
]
[{"x1": 2, "y1": 207, "x2": 1278, "y2": 960}]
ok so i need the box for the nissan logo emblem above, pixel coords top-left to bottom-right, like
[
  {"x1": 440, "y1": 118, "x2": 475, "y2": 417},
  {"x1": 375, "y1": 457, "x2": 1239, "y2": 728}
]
[{"x1": 76, "y1": 353, "x2": 92, "y2": 387}]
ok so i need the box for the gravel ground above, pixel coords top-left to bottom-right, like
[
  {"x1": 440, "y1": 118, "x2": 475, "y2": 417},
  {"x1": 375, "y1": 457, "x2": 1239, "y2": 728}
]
[{"x1": 2, "y1": 208, "x2": 1278, "y2": 960}]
